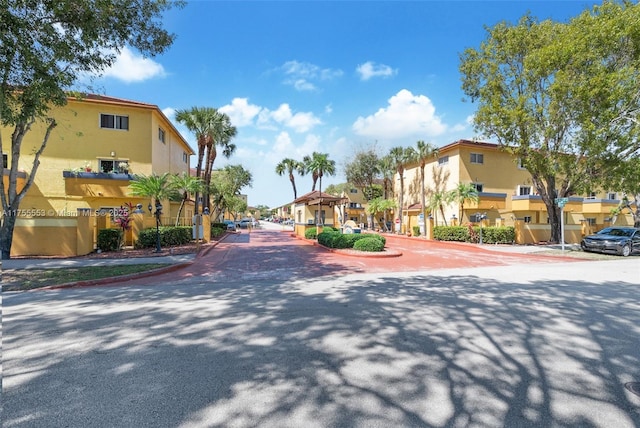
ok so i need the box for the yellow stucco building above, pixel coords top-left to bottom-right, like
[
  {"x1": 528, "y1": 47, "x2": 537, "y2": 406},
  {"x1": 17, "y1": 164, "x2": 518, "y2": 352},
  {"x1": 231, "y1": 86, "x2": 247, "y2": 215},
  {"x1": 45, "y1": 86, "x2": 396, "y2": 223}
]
[
  {"x1": 2, "y1": 94, "x2": 195, "y2": 256},
  {"x1": 396, "y1": 139, "x2": 631, "y2": 243}
]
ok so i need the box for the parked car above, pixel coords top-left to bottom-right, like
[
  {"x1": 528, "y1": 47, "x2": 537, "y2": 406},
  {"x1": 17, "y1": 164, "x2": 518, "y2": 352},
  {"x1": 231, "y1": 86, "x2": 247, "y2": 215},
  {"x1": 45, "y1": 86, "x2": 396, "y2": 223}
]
[
  {"x1": 223, "y1": 220, "x2": 236, "y2": 231},
  {"x1": 580, "y1": 226, "x2": 640, "y2": 257},
  {"x1": 239, "y1": 218, "x2": 252, "y2": 228}
]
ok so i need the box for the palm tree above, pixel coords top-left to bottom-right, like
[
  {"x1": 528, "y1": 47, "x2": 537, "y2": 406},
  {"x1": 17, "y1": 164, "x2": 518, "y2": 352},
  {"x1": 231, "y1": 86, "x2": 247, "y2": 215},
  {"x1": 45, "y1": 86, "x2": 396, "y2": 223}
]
[
  {"x1": 447, "y1": 182, "x2": 479, "y2": 223},
  {"x1": 389, "y1": 146, "x2": 416, "y2": 233},
  {"x1": 203, "y1": 110, "x2": 237, "y2": 211},
  {"x1": 428, "y1": 189, "x2": 449, "y2": 227},
  {"x1": 378, "y1": 154, "x2": 396, "y2": 229},
  {"x1": 175, "y1": 107, "x2": 217, "y2": 214},
  {"x1": 303, "y1": 152, "x2": 336, "y2": 228},
  {"x1": 175, "y1": 107, "x2": 237, "y2": 213},
  {"x1": 366, "y1": 197, "x2": 397, "y2": 231},
  {"x1": 276, "y1": 158, "x2": 305, "y2": 200},
  {"x1": 129, "y1": 173, "x2": 180, "y2": 229},
  {"x1": 415, "y1": 140, "x2": 439, "y2": 233},
  {"x1": 170, "y1": 173, "x2": 204, "y2": 226},
  {"x1": 303, "y1": 152, "x2": 336, "y2": 195}
]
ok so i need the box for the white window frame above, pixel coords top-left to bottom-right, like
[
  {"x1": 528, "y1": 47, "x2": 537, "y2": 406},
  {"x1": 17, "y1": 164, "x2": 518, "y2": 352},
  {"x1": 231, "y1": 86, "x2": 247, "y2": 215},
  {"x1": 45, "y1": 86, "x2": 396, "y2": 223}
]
[
  {"x1": 438, "y1": 155, "x2": 449, "y2": 166},
  {"x1": 470, "y1": 153, "x2": 484, "y2": 164},
  {"x1": 100, "y1": 113, "x2": 129, "y2": 130},
  {"x1": 517, "y1": 158, "x2": 527, "y2": 170},
  {"x1": 607, "y1": 192, "x2": 617, "y2": 200},
  {"x1": 518, "y1": 185, "x2": 532, "y2": 196},
  {"x1": 159, "y1": 127, "x2": 166, "y2": 143},
  {"x1": 99, "y1": 159, "x2": 129, "y2": 173}
]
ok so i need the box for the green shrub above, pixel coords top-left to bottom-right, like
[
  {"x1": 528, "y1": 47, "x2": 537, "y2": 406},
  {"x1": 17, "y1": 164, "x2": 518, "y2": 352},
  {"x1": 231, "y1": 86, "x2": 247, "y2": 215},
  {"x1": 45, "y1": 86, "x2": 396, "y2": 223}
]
[
  {"x1": 353, "y1": 237, "x2": 385, "y2": 252},
  {"x1": 211, "y1": 226, "x2": 225, "y2": 239},
  {"x1": 135, "y1": 226, "x2": 192, "y2": 249},
  {"x1": 433, "y1": 225, "x2": 515, "y2": 244},
  {"x1": 97, "y1": 228, "x2": 121, "y2": 252},
  {"x1": 211, "y1": 222, "x2": 227, "y2": 230},
  {"x1": 434, "y1": 226, "x2": 469, "y2": 242},
  {"x1": 305, "y1": 227, "x2": 318, "y2": 239},
  {"x1": 412, "y1": 226, "x2": 421, "y2": 236}
]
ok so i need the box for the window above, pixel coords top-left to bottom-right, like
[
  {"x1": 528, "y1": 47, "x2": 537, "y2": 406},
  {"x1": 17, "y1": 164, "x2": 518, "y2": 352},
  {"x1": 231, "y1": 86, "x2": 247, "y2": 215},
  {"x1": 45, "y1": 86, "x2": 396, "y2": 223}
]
[
  {"x1": 472, "y1": 183, "x2": 483, "y2": 192},
  {"x1": 518, "y1": 185, "x2": 532, "y2": 196},
  {"x1": 470, "y1": 153, "x2": 484, "y2": 164},
  {"x1": 350, "y1": 188, "x2": 358, "y2": 194},
  {"x1": 523, "y1": 216, "x2": 532, "y2": 223},
  {"x1": 159, "y1": 128, "x2": 166, "y2": 143},
  {"x1": 438, "y1": 155, "x2": 449, "y2": 165},
  {"x1": 100, "y1": 114, "x2": 129, "y2": 130},
  {"x1": 183, "y1": 151, "x2": 188, "y2": 163},
  {"x1": 2, "y1": 153, "x2": 7, "y2": 168},
  {"x1": 587, "y1": 192, "x2": 597, "y2": 199},
  {"x1": 99, "y1": 159, "x2": 129, "y2": 173},
  {"x1": 607, "y1": 192, "x2": 617, "y2": 200}
]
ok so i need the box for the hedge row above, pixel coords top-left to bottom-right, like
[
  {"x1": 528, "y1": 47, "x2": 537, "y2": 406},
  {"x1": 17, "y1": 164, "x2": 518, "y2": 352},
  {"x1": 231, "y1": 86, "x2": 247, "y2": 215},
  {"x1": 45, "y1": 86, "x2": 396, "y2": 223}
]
[
  {"x1": 433, "y1": 226, "x2": 515, "y2": 244},
  {"x1": 316, "y1": 229, "x2": 386, "y2": 252},
  {"x1": 135, "y1": 226, "x2": 192, "y2": 249}
]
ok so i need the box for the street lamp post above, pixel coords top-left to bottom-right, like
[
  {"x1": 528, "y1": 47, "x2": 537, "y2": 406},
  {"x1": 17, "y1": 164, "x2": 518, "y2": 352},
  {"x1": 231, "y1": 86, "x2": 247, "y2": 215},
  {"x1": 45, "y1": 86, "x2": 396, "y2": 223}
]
[{"x1": 148, "y1": 201, "x2": 163, "y2": 253}]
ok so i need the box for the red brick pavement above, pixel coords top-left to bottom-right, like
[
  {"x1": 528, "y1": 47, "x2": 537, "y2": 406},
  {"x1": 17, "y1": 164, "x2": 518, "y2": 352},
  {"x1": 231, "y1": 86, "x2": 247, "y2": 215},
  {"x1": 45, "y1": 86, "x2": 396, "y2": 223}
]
[{"x1": 118, "y1": 228, "x2": 573, "y2": 286}]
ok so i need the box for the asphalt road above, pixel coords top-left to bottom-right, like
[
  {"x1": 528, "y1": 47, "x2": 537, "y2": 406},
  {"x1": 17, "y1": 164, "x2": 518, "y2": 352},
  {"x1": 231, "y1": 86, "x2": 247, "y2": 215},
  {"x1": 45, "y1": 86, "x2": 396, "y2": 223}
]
[{"x1": 3, "y1": 226, "x2": 639, "y2": 427}]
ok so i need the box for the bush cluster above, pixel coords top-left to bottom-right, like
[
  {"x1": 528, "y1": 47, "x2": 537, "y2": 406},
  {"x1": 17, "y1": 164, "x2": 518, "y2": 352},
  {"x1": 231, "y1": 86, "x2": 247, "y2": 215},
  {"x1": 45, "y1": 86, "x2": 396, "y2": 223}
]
[
  {"x1": 135, "y1": 226, "x2": 192, "y2": 249},
  {"x1": 210, "y1": 226, "x2": 225, "y2": 239},
  {"x1": 317, "y1": 229, "x2": 386, "y2": 252},
  {"x1": 97, "y1": 228, "x2": 121, "y2": 252},
  {"x1": 433, "y1": 225, "x2": 515, "y2": 244}
]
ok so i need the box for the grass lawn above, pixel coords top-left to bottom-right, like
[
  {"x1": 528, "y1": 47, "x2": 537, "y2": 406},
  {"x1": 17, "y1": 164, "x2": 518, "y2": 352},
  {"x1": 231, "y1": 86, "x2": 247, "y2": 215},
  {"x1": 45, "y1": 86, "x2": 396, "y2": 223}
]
[{"x1": 2, "y1": 264, "x2": 170, "y2": 291}]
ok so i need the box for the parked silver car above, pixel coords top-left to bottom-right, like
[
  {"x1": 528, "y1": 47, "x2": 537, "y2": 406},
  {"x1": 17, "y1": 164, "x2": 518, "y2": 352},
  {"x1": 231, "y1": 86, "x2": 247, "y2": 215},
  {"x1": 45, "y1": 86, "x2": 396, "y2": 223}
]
[{"x1": 580, "y1": 226, "x2": 640, "y2": 257}]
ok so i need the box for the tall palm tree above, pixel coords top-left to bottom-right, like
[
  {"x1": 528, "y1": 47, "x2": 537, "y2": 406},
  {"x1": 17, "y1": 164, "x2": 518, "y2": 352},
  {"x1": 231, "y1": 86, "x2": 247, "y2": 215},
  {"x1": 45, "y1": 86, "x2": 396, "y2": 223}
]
[
  {"x1": 275, "y1": 158, "x2": 304, "y2": 200},
  {"x1": 415, "y1": 140, "x2": 439, "y2": 233},
  {"x1": 175, "y1": 107, "x2": 237, "y2": 213},
  {"x1": 389, "y1": 146, "x2": 416, "y2": 233},
  {"x1": 378, "y1": 154, "x2": 396, "y2": 229},
  {"x1": 303, "y1": 152, "x2": 336, "y2": 227},
  {"x1": 175, "y1": 107, "x2": 217, "y2": 214},
  {"x1": 304, "y1": 152, "x2": 336, "y2": 195},
  {"x1": 129, "y1": 173, "x2": 180, "y2": 222},
  {"x1": 170, "y1": 172, "x2": 204, "y2": 226},
  {"x1": 428, "y1": 189, "x2": 449, "y2": 227},
  {"x1": 447, "y1": 182, "x2": 479, "y2": 222},
  {"x1": 203, "y1": 110, "x2": 237, "y2": 211}
]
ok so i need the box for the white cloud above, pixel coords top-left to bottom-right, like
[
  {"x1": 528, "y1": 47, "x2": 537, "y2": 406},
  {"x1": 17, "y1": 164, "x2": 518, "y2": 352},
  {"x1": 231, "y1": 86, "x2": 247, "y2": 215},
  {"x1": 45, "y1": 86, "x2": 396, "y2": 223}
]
[
  {"x1": 356, "y1": 61, "x2": 397, "y2": 81},
  {"x1": 219, "y1": 98, "x2": 262, "y2": 127},
  {"x1": 101, "y1": 46, "x2": 166, "y2": 83},
  {"x1": 259, "y1": 103, "x2": 322, "y2": 133},
  {"x1": 352, "y1": 89, "x2": 447, "y2": 140},
  {"x1": 280, "y1": 60, "x2": 343, "y2": 91}
]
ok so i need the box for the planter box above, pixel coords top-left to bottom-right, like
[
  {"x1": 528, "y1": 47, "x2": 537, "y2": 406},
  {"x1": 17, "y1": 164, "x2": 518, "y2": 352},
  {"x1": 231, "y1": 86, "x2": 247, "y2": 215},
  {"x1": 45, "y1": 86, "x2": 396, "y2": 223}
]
[{"x1": 63, "y1": 171, "x2": 134, "y2": 180}]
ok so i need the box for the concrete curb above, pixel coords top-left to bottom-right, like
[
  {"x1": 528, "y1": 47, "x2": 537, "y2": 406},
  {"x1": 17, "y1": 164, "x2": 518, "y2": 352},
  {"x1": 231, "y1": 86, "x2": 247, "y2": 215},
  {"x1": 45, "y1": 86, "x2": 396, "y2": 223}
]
[{"x1": 33, "y1": 234, "x2": 232, "y2": 291}]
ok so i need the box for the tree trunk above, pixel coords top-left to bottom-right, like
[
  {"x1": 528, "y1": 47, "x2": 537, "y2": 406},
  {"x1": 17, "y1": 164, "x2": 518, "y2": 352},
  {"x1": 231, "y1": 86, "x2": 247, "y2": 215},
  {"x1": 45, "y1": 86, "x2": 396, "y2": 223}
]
[{"x1": 0, "y1": 213, "x2": 17, "y2": 259}]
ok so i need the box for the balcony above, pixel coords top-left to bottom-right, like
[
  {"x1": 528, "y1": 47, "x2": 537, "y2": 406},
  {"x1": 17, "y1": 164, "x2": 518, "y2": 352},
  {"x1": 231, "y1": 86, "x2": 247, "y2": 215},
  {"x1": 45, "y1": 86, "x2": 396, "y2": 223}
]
[{"x1": 62, "y1": 170, "x2": 134, "y2": 180}]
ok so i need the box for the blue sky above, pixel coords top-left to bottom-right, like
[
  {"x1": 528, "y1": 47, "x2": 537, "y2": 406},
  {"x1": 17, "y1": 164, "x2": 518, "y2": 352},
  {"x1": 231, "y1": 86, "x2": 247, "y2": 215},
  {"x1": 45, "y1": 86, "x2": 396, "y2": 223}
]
[{"x1": 91, "y1": 0, "x2": 596, "y2": 209}]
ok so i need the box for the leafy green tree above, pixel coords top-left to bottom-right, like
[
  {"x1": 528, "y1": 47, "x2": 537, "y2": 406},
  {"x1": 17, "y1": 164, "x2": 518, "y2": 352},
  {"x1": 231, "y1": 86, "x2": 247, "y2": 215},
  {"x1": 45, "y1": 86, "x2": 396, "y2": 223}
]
[
  {"x1": 447, "y1": 182, "x2": 479, "y2": 223},
  {"x1": 170, "y1": 173, "x2": 204, "y2": 226},
  {"x1": 388, "y1": 146, "x2": 416, "y2": 232},
  {"x1": 414, "y1": 140, "x2": 439, "y2": 230},
  {"x1": 275, "y1": 158, "x2": 305, "y2": 200},
  {"x1": 344, "y1": 147, "x2": 381, "y2": 202},
  {"x1": 210, "y1": 165, "x2": 252, "y2": 220},
  {"x1": 0, "y1": 0, "x2": 182, "y2": 259},
  {"x1": 324, "y1": 183, "x2": 350, "y2": 196},
  {"x1": 459, "y1": 1, "x2": 640, "y2": 242}
]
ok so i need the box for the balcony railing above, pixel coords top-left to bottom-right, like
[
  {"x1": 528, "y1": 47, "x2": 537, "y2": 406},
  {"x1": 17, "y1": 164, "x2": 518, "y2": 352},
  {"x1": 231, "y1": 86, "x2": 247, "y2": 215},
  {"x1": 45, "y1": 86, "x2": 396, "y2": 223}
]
[{"x1": 62, "y1": 171, "x2": 134, "y2": 180}]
